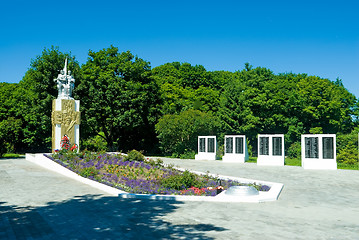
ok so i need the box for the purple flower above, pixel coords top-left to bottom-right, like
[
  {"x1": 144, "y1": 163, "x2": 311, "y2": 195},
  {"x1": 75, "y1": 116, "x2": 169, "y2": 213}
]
[{"x1": 260, "y1": 185, "x2": 271, "y2": 191}]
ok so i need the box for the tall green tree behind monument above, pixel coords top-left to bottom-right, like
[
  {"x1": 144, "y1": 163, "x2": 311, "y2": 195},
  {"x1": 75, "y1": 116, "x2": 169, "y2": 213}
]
[{"x1": 77, "y1": 46, "x2": 161, "y2": 152}]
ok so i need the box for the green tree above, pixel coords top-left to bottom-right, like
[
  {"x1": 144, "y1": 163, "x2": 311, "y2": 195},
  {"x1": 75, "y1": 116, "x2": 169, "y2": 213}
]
[
  {"x1": 0, "y1": 117, "x2": 23, "y2": 155},
  {"x1": 219, "y1": 67, "x2": 277, "y2": 142},
  {"x1": 219, "y1": 66, "x2": 358, "y2": 154},
  {"x1": 77, "y1": 46, "x2": 160, "y2": 152},
  {"x1": 0, "y1": 83, "x2": 24, "y2": 155},
  {"x1": 155, "y1": 109, "x2": 219, "y2": 156},
  {"x1": 152, "y1": 62, "x2": 225, "y2": 115},
  {"x1": 297, "y1": 76, "x2": 357, "y2": 134}
]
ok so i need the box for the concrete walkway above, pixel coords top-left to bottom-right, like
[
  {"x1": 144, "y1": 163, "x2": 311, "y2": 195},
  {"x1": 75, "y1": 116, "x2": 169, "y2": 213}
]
[{"x1": 1, "y1": 157, "x2": 359, "y2": 239}]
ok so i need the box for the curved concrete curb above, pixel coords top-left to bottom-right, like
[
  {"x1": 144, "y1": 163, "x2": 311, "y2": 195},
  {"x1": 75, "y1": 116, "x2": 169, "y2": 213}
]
[{"x1": 25, "y1": 153, "x2": 283, "y2": 202}]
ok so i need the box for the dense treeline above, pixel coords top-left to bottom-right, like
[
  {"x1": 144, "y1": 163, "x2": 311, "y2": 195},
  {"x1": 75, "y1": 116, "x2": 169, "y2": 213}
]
[{"x1": 0, "y1": 46, "x2": 358, "y2": 164}]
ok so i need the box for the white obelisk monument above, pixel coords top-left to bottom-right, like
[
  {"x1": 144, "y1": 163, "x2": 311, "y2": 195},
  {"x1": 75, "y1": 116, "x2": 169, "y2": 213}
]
[{"x1": 51, "y1": 59, "x2": 80, "y2": 152}]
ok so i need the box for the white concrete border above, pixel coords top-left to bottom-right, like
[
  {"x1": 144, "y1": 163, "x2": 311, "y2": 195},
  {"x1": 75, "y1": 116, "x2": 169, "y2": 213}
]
[{"x1": 25, "y1": 153, "x2": 283, "y2": 203}]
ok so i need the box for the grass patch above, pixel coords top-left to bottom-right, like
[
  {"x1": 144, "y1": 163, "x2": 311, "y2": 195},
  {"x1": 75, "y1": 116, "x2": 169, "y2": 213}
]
[
  {"x1": 285, "y1": 157, "x2": 301, "y2": 166},
  {"x1": 337, "y1": 162, "x2": 359, "y2": 170},
  {"x1": 246, "y1": 157, "x2": 301, "y2": 166},
  {"x1": 246, "y1": 157, "x2": 257, "y2": 163},
  {"x1": 1, "y1": 153, "x2": 24, "y2": 158}
]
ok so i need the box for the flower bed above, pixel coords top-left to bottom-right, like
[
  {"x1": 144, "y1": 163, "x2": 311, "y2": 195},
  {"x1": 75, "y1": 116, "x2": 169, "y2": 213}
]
[{"x1": 46, "y1": 150, "x2": 270, "y2": 196}]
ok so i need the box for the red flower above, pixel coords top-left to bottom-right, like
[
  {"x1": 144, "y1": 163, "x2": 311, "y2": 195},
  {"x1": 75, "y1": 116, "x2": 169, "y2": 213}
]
[{"x1": 70, "y1": 144, "x2": 78, "y2": 151}]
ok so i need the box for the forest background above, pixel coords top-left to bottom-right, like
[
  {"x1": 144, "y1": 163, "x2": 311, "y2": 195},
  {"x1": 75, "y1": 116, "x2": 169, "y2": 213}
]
[{"x1": 1, "y1": 46, "x2": 358, "y2": 165}]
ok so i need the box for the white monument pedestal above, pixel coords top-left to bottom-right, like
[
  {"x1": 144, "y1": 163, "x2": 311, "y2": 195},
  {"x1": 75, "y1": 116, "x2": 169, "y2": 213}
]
[
  {"x1": 301, "y1": 134, "x2": 337, "y2": 170},
  {"x1": 257, "y1": 134, "x2": 285, "y2": 166},
  {"x1": 52, "y1": 99, "x2": 80, "y2": 152},
  {"x1": 195, "y1": 136, "x2": 217, "y2": 160},
  {"x1": 222, "y1": 135, "x2": 249, "y2": 163}
]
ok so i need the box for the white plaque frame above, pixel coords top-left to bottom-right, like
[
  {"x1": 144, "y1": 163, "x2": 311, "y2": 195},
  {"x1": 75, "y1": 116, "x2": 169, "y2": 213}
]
[
  {"x1": 195, "y1": 136, "x2": 217, "y2": 160},
  {"x1": 222, "y1": 135, "x2": 249, "y2": 163},
  {"x1": 301, "y1": 134, "x2": 337, "y2": 170},
  {"x1": 257, "y1": 134, "x2": 285, "y2": 166}
]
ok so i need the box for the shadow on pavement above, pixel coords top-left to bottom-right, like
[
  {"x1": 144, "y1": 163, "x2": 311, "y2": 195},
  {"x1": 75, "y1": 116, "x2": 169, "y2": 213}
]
[{"x1": 0, "y1": 194, "x2": 227, "y2": 239}]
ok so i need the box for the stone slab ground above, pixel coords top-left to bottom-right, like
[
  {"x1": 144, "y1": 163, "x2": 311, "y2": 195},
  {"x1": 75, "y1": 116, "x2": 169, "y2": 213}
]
[{"x1": 1, "y1": 157, "x2": 359, "y2": 239}]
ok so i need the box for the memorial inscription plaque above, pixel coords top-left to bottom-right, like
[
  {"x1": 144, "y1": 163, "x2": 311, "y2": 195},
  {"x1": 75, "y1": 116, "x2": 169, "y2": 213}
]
[
  {"x1": 323, "y1": 137, "x2": 334, "y2": 159},
  {"x1": 235, "y1": 137, "x2": 244, "y2": 154},
  {"x1": 272, "y1": 137, "x2": 282, "y2": 156},
  {"x1": 259, "y1": 137, "x2": 269, "y2": 155},
  {"x1": 199, "y1": 138, "x2": 206, "y2": 152},
  {"x1": 225, "y1": 137, "x2": 233, "y2": 154},
  {"x1": 305, "y1": 137, "x2": 318, "y2": 158},
  {"x1": 208, "y1": 138, "x2": 215, "y2": 153}
]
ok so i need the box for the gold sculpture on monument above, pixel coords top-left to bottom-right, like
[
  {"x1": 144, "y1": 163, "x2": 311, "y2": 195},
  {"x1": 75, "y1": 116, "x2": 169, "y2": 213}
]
[{"x1": 51, "y1": 59, "x2": 80, "y2": 152}]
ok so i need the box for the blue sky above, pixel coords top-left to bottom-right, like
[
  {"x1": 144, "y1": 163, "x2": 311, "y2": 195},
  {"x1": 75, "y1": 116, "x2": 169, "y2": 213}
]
[{"x1": 1, "y1": 0, "x2": 358, "y2": 96}]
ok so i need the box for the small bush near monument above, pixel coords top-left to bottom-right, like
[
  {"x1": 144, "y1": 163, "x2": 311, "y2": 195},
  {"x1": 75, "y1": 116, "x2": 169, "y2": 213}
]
[
  {"x1": 124, "y1": 150, "x2": 146, "y2": 162},
  {"x1": 81, "y1": 132, "x2": 108, "y2": 152},
  {"x1": 48, "y1": 150, "x2": 270, "y2": 196}
]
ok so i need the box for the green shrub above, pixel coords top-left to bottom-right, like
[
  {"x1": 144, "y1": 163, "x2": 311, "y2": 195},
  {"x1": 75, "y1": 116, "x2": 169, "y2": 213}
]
[
  {"x1": 161, "y1": 170, "x2": 203, "y2": 190},
  {"x1": 81, "y1": 132, "x2": 108, "y2": 152},
  {"x1": 144, "y1": 158, "x2": 164, "y2": 167},
  {"x1": 336, "y1": 130, "x2": 358, "y2": 165},
  {"x1": 179, "y1": 150, "x2": 196, "y2": 159},
  {"x1": 287, "y1": 142, "x2": 301, "y2": 159},
  {"x1": 216, "y1": 145, "x2": 224, "y2": 160},
  {"x1": 247, "y1": 139, "x2": 253, "y2": 157},
  {"x1": 125, "y1": 150, "x2": 145, "y2": 162},
  {"x1": 337, "y1": 147, "x2": 358, "y2": 165},
  {"x1": 155, "y1": 109, "x2": 219, "y2": 157},
  {"x1": 53, "y1": 148, "x2": 75, "y2": 160}
]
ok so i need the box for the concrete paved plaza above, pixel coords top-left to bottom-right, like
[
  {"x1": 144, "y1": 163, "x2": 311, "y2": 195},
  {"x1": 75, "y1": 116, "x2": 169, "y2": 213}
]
[{"x1": 1, "y1": 157, "x2": 359, "y2": 239}]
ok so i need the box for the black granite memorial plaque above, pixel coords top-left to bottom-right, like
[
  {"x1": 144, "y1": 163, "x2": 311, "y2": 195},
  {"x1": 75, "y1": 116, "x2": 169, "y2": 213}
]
[
  {"x1": 199, "y1": 138, "x2": 206, "y2": 152},
  {"x1": 235, "y1": 137, "x2": 244, "y2": 154},
  {"x1": 207, "y1": 138, "x2": 215, "y2": 153},
  {"x1": 225, "y1": 137, "x2": 233, "y2": 154},
  {"x1": 259, "y1": 137, "x2": 269, "y2": 155},
  {"x1": 305, "y1": 137, "x2": 318, "y2": 158},
  {"x1": 272, "y1": 137, "x2": 282, "y2": 156},
  {"x1": 323, "y1": 137, "x2": 334, "y2": 159}
]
